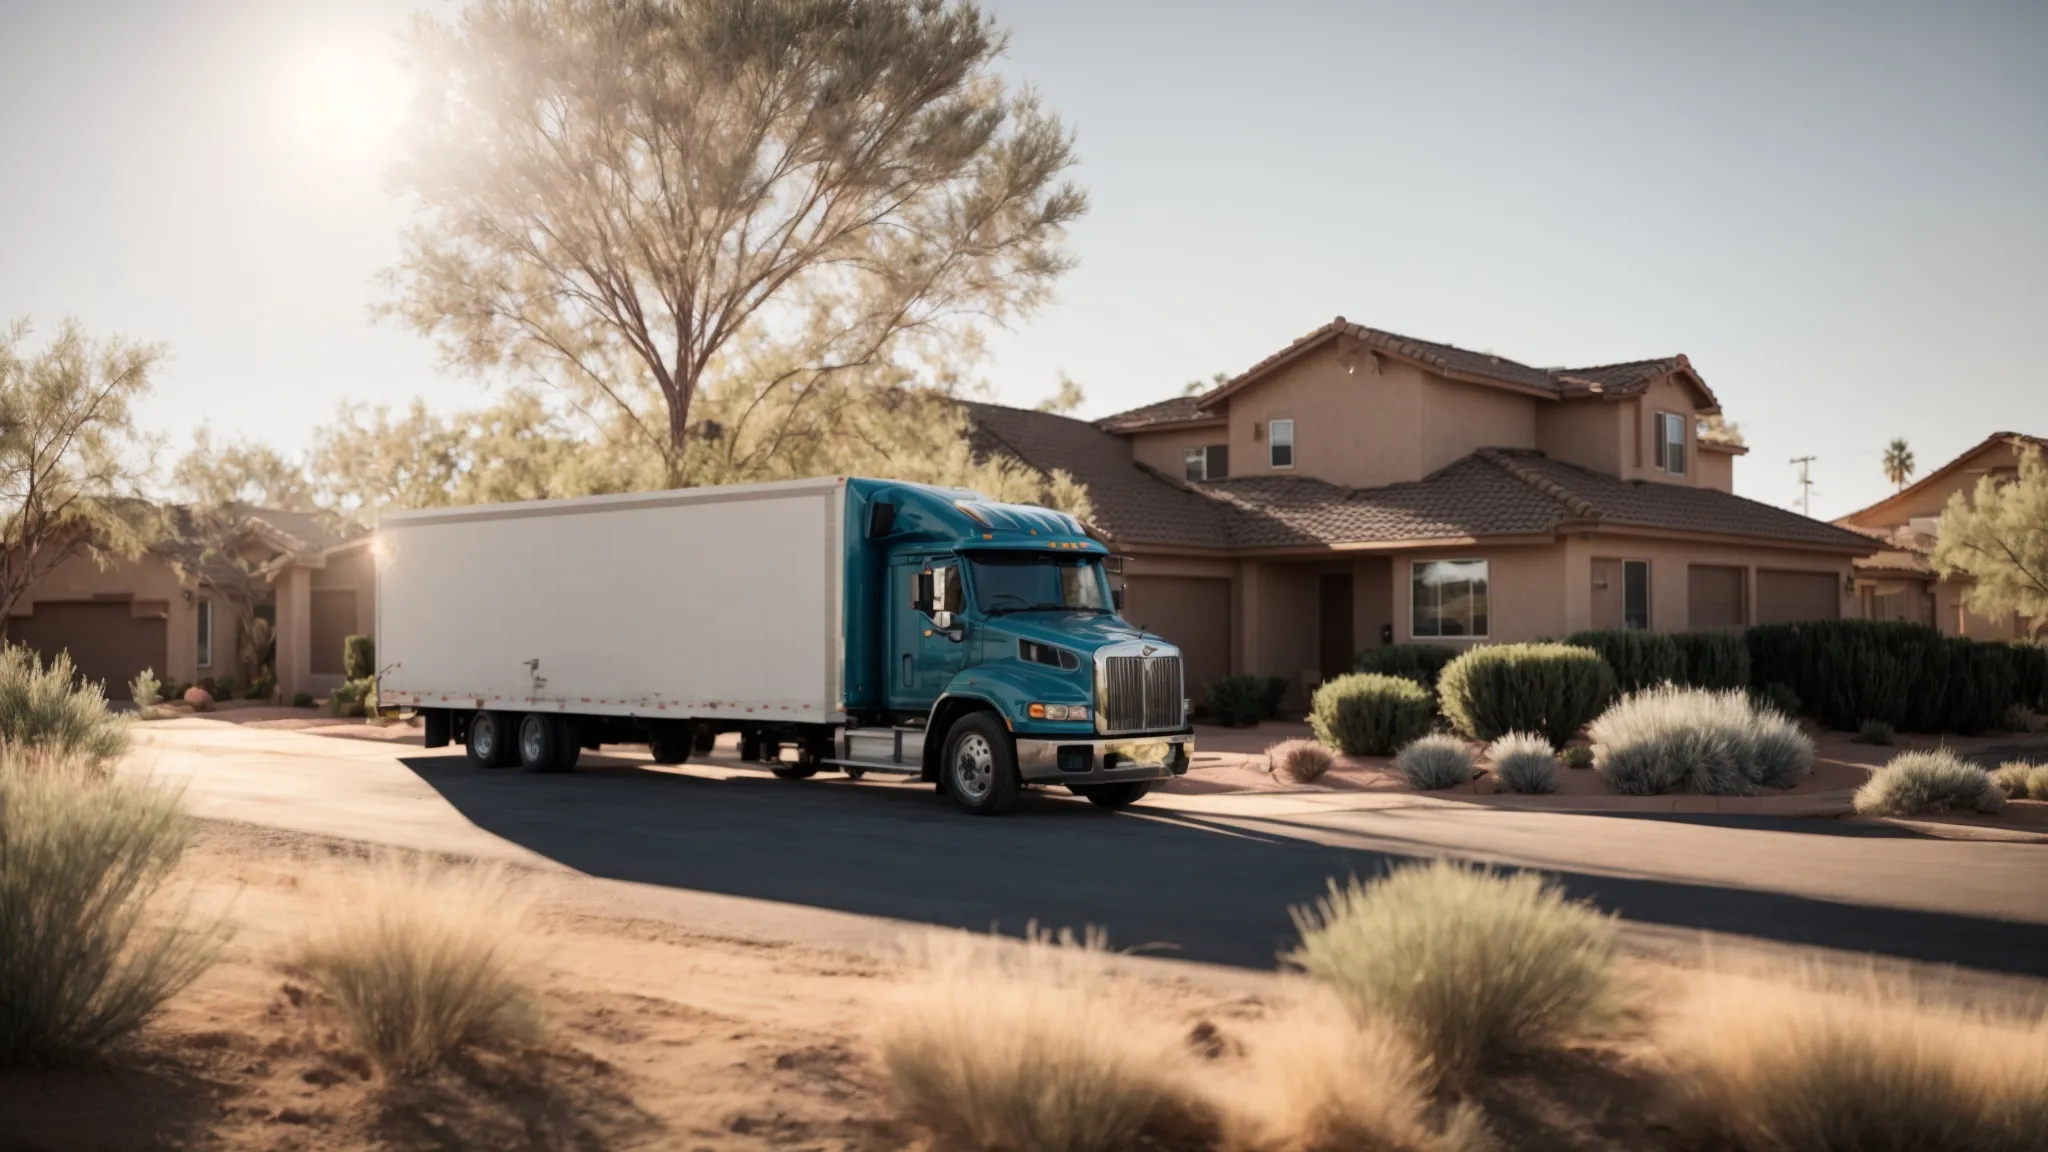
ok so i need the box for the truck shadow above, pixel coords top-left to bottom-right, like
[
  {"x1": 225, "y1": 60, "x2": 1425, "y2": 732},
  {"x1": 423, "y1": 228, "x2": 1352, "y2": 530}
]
[{"x1": 399, "y1": 751, "x2": 2048, "y2": 980}]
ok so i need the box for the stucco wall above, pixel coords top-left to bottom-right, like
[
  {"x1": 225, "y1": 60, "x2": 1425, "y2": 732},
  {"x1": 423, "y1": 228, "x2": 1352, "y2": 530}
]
[
  {"x1": 1697, "y1": 447, "x2": 1736, "y2": 492},
  {"x1": 1625, "y1": 375, "x2": 1706, "y2": 486},
  {"x1": 1535, "y1": 399, "x2": 1626, "y2": 476},
  {"x1": 1127, "y1": 423, "x2": 1227, "y2": 478},
  {"x1": 1388, "y1": 545, "x2": 1571, "y2": 647},
  {"x1": 6, "y1": 551, "x2": 215, "y2": 684},
  {"x1": 1934, "y1": 581, "x2": 2025, "y2": 639},
  {"x1": 1562, "y1": 533, "x2": 1855, "y2": 632}
]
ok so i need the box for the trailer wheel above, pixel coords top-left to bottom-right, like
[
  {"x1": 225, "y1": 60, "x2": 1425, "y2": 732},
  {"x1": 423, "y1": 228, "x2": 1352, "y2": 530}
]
[
  {"x1": 648, "y1": 721, "x2": 692, "y2": 765},
  {"x1": 943, "y1": 713, "x2": 1020, "y2": 815},
  {"x1": 468, "y1": 711, "x2": 519, "y2": 769},
  {"x1": 1071, "y1": 781, "x2": 1151, "y2": 810},
  {"x1": 691, "y1": 726, "x2": 718, "y2": 755},
  {"x1": 518, "y1": 713, "x2": 578, "y2": 773}
]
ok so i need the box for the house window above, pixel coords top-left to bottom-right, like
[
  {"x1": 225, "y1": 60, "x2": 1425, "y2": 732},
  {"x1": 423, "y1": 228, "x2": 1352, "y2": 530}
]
[
  {"x1": 195, "y1": 599, "x2": 213, "y2": 668},
  {"x1": 1623, "y1": 559, "x2": 1650, "y2": 630},
  {"x1": 1269, "y1": 419, "x2": 1294, "y2": 469},
  {"x1": 1654, "y1": 411, "x2": 1687, "y2": 475},
  {"x1": 1182, "y1": 444, "x2": 1229, "y2": 482},
  {"x1": 1411, "y1": 559, "x2": 1489, "y2": 638}
]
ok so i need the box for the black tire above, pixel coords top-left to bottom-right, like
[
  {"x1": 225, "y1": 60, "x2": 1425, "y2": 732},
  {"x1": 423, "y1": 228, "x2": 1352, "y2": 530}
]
[
  {"x1": 1072, "y1": 781, "x2": 1151, "y2": 810},
  {"x1": 518, "y1": 713, "x2": 578, "y2": 773},
  {"x1": 942, "y1": 712, "x2": 1020, "y2": 815},
  {"x1": 648, "y1": 720, "x2": 692, "y2": 766},
  {"x1": 467, "y1": 711, "x2": 519, "y2": 769},
  {"x1": 843, "y1": 767, "x2": 866, "y2": 780},
  {"x1": 771, "y1": 765, "x2": 819, "y2": 780},
  {"x1": 691, "y1": 726, "x2": 718, "y2": 755}
]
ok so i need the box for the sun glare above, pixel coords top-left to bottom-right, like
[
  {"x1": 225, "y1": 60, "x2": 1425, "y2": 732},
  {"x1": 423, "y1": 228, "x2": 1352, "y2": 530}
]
[{"x1": 285, "y1": 43, "x2": 408, "y2": 168}]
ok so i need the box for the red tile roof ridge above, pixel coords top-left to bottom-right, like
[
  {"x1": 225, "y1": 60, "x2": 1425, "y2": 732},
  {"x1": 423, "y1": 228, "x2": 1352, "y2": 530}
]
[{"x1": 1472, "y1": 447, "x2": 1603, "y2": 520}]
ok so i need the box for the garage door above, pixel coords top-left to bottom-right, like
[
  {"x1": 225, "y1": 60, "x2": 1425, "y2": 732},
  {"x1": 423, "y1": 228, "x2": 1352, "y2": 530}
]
[
  {"x1": 1687, "y1": 565, "x2": 1746, "y2": 632},
  {"x1": 9, "y1": 601, "x2": 169, "y2": 694},
  {"x1": 1121, "y1": 576, "x2": 1231, "y2": 700},
  {"x1": 1756, "y1": 570, "x2": 1840, "y2": 625}
]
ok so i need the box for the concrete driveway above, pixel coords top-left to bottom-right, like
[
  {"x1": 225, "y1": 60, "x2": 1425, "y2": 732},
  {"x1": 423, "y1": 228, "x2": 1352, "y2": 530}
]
[{"x1": 128, "y1": 718, "x2": 2048, "y2": 978}]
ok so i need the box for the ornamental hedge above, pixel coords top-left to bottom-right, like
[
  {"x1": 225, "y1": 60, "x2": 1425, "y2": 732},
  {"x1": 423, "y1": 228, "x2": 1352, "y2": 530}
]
[
  {"x1": 1565, "y1": 630, "x2": 1682, "y2": 694},
  {"x1": 1437, "y1": 643, "x2": 1617, "y2": 748},
  {"x1": 1352, "y1": 644, "x2": 1461, "y2": 693},
  {"x1": 1672, "y1": 631, "x2": 1752, "y2": 692},
  {"x1": 1746, "y1": 620, "x2": 2043, "y2": 734},
  {"x1": 1310, "y1": 673, "x2": 1437, "y2": 756}
]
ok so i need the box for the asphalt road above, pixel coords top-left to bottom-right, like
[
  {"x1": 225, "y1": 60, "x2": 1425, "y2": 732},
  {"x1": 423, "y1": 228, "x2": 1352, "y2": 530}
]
[{"x1": 133, "y1": 720, "x2": 2048, "y2": 979}]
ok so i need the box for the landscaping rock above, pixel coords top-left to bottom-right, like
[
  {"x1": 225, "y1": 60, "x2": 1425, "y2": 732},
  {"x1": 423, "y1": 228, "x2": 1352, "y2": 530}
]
[{"x1": 183, "y1": 686, "x2": 214, "y2": 710}]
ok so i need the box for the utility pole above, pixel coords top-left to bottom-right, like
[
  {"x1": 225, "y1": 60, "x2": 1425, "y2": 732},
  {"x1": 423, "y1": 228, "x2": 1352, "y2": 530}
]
[{"x1": 1790, "y1": 455, "x2": 1817, "y2": 516}]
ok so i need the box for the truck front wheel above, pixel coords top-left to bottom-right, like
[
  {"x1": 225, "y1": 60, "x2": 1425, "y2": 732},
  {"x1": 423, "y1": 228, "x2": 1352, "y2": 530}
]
[
  {"x1": 943, "y1": 713, "x2": 1020, "y2": 815},
  {"x1": 1071, "y1": 781, "x2": 1151, "y2": 810},
  {"x1": 468, "y1": 711, "x2": 519, "y2": 769}
]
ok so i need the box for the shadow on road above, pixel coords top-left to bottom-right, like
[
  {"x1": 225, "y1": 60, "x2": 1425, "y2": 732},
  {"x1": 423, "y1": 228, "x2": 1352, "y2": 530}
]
[{"x1": 400, "y1": 751, "x2": 2048, "y2": 979}]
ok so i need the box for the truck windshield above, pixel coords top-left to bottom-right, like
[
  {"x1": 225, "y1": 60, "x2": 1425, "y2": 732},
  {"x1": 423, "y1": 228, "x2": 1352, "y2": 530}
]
[{"x1": 967, "y1": 553, "x2": 1112, "y2": 615}]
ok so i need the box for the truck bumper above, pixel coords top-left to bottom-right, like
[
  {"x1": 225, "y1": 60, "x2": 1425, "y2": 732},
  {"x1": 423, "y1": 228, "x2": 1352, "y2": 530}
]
[{"x1": 1013, "y1": 731, "x2": 1195, "y2": 784}]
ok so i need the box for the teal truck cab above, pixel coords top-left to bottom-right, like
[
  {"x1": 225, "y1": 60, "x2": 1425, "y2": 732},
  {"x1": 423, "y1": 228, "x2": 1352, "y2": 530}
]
[{"x1": 835, "y1": 478, "x2": 1193, "y2": 814}]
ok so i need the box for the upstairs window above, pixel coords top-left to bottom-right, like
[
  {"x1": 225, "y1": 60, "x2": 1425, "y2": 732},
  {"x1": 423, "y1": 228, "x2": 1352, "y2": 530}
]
[
  {"x1": 1412, "y1": 559, "x2": 1489, "y2": 638},
  {"x1": 1654, "y1": 411, "x2": 1687, "y2": 475},
  {"x1": 1269, "y1": 419, "x2": 1295, "y2": 469},
  {"x1": 1182, "y1": 444, "x2": 1229, "y2": 481}
]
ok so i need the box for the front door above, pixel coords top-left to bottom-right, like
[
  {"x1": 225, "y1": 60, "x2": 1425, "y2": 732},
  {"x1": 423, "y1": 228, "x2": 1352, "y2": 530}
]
[
  {"x1": 1318, "y1": 572, "x2": 1355, "y2": 683},
  {"x1": 888, "y1": 555, "x2": 970, "y2": 714}
]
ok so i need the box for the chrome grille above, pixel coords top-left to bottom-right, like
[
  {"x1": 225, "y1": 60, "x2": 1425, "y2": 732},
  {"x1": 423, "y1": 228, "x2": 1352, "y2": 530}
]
[{"x1": 1100, "y1": 655, "x2": 1183, "y2": 734}]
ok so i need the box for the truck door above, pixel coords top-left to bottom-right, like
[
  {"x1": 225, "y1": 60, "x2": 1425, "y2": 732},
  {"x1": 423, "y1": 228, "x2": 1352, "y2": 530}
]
[{"x1": 888, "y1": 556, "x2": 969, "y2": 713}]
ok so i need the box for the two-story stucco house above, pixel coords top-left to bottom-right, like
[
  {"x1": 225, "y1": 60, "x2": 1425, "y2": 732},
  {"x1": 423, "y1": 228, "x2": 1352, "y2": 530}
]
[
  {"x1": 1835, "y1": 431, "x2": 2046, "y2": 639},
  {"x1": 967, "y1": 317, "x2": 1878, "y2": 703}
]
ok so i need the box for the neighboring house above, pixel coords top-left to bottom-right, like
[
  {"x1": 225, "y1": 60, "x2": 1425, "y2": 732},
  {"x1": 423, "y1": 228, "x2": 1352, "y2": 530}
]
[
  {"x1": 1834, "y1": 431, "x2": 2046, "y2": 640},
  {"x1": 968, "y1": 316, "x2": 1877, "y2": 704},
  {"x1": 6, "y1": 505, "x2": 372, "y2": 702}
]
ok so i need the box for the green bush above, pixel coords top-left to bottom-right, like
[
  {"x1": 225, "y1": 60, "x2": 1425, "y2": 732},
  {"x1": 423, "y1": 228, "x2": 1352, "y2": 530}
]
[
  {"x1": 1437, "y1": 643, "x2": 1617, "y2": 748},
  {"x1": 292, "y1": 691, "x2": 315, "y2": 709},
  {"x1": 1588, "y1": 686, "x2": 1814, "y2": 796},
  {"x1": 1673, "y1": 632, "x2": 1751, "y2": 691},
  {"x1": 344, "y1": 634, "x2": 376, "y2": 681},
  {"x1": 215, "y1": 676, "x2": 236, "y2": 697},
  {"x1": 1204, "y1": 675, "x2": 1269, "y2": 727},
  {"x1": 1259, "y1": 676, "x2": 1288, "y2": 719},
  {"x1": 1565, "y1": 630, "x2": 1682, "y2": 693},
  {"x1": 129, "y1": 668, "x2": 162, "y2": 711},
  {"x1": 1854, "y1": 750, "x2": 2005, "y2": 817},
  {"x1": 2007, "y1": 641, "x2": 2048, "y2": 712},
  {"x1": 0, "y1": 751, "x2": 223, "y2": 1063},
  {"x1": 1286, "y1": 861, "x2": 1621, "y2": 1083},
  {"x1": 330, "y1": 679, "x2": 367, "y2": 718},
  {"x1": 1392, "y1": 733, "x2": 1476, "y2": 790},
  {"x1": 0, "y1": 647, "x2": 129, "y2": 769},
  {"x1": 1561, "y1": 745, "x2": 1594, "y2": 770},
  {"x1": 1487, "y1": 732, "x2": 1558, "y2": 794},
  {"x1": 1751, "y1": 681, "x2": 1802, "y2": 719},
  {"x1": 1352, "y1": 644, "x2": 1459, "y2": 692},
  {"x1": 243, "y1": 672, "x2": 275, "y2": 701},
  {"x1": 1746, "y1": 621, "x2": 2036, "y2": 734},
  {"x1": 1854, "y1": 719, "x2": 1897, "y2": 746},
  {"x1": 1309, "y1": 674, "x2": 1436, "y2": 756}
]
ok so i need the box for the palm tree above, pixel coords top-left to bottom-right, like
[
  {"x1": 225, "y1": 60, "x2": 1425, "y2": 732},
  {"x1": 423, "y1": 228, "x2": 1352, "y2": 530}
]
[{"x1": 1882, "y1": 438, "x2": 1916, "y2": 490}]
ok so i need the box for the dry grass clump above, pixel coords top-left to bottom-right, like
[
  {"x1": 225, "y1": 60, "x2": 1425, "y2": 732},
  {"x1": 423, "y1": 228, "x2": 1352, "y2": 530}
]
[
  {"x1": 1484, "y1": 732, "x2": 1557, "y2": 794},
  {"x1": 1285, "y1": 861, "x2": 1621, "y2": 1083},
  {"x1": 1854, "y1": 749, "x2": 2006, "y2": 817},
  {"x1": 293, "y1": 857, "x2": 540, "y2": 1077},
  {"x1": 1219, "y1": 1000, "x2": 1490, "y2": 1152},
  {"x1": 0, "y1": 748, "x2": 222, "y2": 1064},
  {"x1": 1990, "y1": 760, "x2": 2047, "y2": 800},
  {"x1": 879, "y1": 928, "x2": 1209, "y2": 1152},
  {"x1": 1268, "y1": 739, "x2": 1336, "y2": 784},
  {"x1": 1661, "y1": 972, "x2": 2048, "y2": 1152},
  {"x1": 0, "y1": 647, "x2": 129, "y2": 769},
  {"x1": 1393, "y1": 734, "x2": 1475, "y2": 791},
  {"x1": 1588, "y1": 685, "x2": 1813, "y2": 795}
]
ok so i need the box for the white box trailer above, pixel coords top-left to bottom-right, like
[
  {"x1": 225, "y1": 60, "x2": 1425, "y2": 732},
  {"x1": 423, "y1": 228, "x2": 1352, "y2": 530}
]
[{"x1": 376, "y1": 477, "x2": 846, "y2": 725}]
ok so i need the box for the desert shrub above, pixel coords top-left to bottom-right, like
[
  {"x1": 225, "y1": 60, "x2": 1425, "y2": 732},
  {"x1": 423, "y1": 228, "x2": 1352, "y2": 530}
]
[
  {"x1": 1560, "y1": 745, "x2": 1594, "y2": 770},
  {"x1": 1259, "y1": 676, "x2": 1289, "y2": 719},
  {"x1": 329, "y1": 680, "x2": 364, "y2": 718},
  {"x1": 2004, "y1": 702, "x2": 2036, "y2": 734},
  {"x1": 295, "y1": 858, "x2": 539, "y2": 1077},
  {"x1": 1392, "y1": 734, "x2": 1475, "y2": 791},
  {"x1": 343, "y1": 634, "x2": 376, "y2": 681},
  {"x1": 243, "y1": 672, "x2": 275, "y2": 701},
  {"x1": 215, "y1": 676, "x2": 236, "y2": 697},
  {"x1": 1750, "y1": 680, "x2": 1801, "y2": 719},
  {"x1": 1205, "y1": 675, "x2": 1270, "y2": 727},
  {"x1": 1854, "y1": 718, "x2": 1897, "y2": 745},
  {"x1": 1588, "y1": 686, "x2": 1814, "y2": 796},
  {"x1": 879, "y1": 930, "x2": 1207, "y2": 1152},
  {"x1": 1486, "y1": 732, "x2": 1558, "y2": 794},
  {"x1": 2030, "y1": 765, "x2": 2048, "y2": 800},
  {"x1": 1989, "y1": 762, "x2": 2033, "y2": 799},
  {"x1": 0, "y1": 750, "x2": 223, "y2": 1064},
  {"x1": 1673, "y1": 631, "x2": 1751, "y2": 691},
  {"x1": 1286, "y1": 861, "x2": 1621, "y2": 1082},
  {"x1": 2008, "y1": 641, "x2": 2048, "y2": 712},
  {"x1": 1854, "y1": 749, "x2": 2005, "y2": 817},
  {"x1": 1437, "y1": 643, "x2": 1616, "y2": 747},
  {"x1": 1352, "y1": 644, "x2": 1459, "y2": 693},
  {"x1": 1222, "y1": 1004, "x2": 1490, "y2": 1152},
  {"x1": 1310, "y1": 674, "x2": 1435, "y2": 757},
  {"x1": 1661, "y1": 973, "x2": 2048, "y2": 1152},
  {"x1": 0, "y1": 647, "x2": 129, "y2": 769},
  {"x1": 1565, "y1": 629, "x2": 1681, "y2": 693},
  {"x1": 129, "y1": 668, "x2": 162, "y2": 711},
  {"x1": 1268, "y1": 738, "x2": 1335, "y2": 784},
  {"x1": 1747, "y1": 621, "x2": 2036, "y2": 733},
  {"x1": 292, "y1": 691, "x2": 315, "y2": 708}
]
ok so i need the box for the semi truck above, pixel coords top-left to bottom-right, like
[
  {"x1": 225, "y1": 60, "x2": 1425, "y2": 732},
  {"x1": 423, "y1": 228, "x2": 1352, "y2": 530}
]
[{"x1": 375, "y1": 476, "x2": 1193, "y2": 815}]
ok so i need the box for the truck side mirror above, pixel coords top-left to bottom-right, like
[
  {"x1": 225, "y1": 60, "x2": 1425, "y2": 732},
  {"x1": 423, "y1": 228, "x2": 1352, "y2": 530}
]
[
  {"x1": 914, "y1": 570, "x2": 934, "y2": 613},
  {"x1": 935, "y1": 566, "x2": 963, "y2": 613},
  {"x1": 1111, "y1": 587, "x2": 1125, "y2": 610}
]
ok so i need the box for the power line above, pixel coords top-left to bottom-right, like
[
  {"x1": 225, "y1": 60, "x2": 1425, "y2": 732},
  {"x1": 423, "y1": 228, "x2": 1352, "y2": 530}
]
[{"x1": 1790, "y1": 456, "x2": 1818, "y2": 517}]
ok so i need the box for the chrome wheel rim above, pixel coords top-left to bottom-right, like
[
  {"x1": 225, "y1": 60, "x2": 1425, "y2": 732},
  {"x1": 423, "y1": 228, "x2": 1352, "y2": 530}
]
[
  {"x1": 520, "y1": 717, "x2": 546, "y2": 762},
  {"x1": 953, "y1": 733, "x2": 994, "y2": 802},
  {"x1": 472, "y1": 718, "x2": 495, "y2": 759}
]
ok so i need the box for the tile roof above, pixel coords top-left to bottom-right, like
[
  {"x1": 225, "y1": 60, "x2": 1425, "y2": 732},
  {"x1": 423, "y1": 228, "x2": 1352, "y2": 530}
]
[
  {"x1": 1095, "y1": 394, "x2": 1211, "y2": 432},
  {"x1": 1855, "y1": 548, "x2": 1936, "y2": 577}
]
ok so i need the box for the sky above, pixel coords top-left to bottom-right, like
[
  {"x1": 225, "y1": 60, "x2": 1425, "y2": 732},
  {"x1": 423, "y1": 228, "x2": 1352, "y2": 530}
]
[{"x1": 1, "y1": 0, "x2": 2042, "y2": 519}]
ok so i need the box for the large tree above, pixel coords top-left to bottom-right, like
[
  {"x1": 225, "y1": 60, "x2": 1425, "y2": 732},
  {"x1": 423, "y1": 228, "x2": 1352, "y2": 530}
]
[
  {"x1": 388, "y1": 0, "x2": 1086, "y2": 486},
  {"x1": 0, "y1": 318, "x2": 162, "y2": 630},
  {"x1": 172, "y1": 425, "x2": 319, "y2": 510},
  {"x1": 1932, "y1": 443, "x2": 2048, "y2": 628},
  {"x1": 1882, "y1": 437, "x2": 1916, "y2": 490}
]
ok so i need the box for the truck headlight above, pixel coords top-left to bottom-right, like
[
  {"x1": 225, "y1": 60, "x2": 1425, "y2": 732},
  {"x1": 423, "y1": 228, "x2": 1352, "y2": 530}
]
[{"x1": 1027, "y1": 703, "x2": 1090, "y2": 722}]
